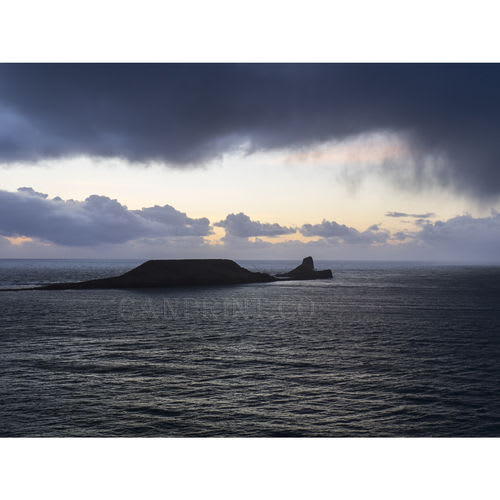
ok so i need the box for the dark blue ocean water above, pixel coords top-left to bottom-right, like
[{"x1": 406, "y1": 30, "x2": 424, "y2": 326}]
[{"x1": 1, "y1": 259, "x2": 499, "y2": 437}]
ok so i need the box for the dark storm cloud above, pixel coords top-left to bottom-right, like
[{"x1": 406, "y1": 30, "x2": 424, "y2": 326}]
[
  {"x1": 0, "y1": 187, "x2": 211, "y2": 246},
  {"x1": 385, "y1": 211, "x2": 435, "y2": 218},
  {"x1": 215, "y1": 212, "x2": 295, "y2": 237},
  {"x1": 299, "y1": 220, "x2": 389, "y2": 244},
  {"x1": 1, "y1": 64, "x2": 500, "y2": 196}
]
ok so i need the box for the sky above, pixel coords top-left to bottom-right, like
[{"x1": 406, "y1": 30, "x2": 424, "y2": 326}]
[{"x1": 1, "y1": 63, "x2": 500, "y2": 262}]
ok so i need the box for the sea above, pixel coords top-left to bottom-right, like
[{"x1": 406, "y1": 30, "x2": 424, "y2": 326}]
[{"x1": 1, "y1": 259, "x2": 499, "y2": 437}]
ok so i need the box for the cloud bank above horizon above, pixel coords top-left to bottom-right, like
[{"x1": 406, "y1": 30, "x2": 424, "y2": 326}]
[
  {"x1": 1, "y1": 187, "x2": 500, "y2": 262},
  {"x1": 1, "y1": 64, "x2": 500, "y2": 197},
  {"x1": 0, "y1": 187, "x2": 211, "y2": 246}
]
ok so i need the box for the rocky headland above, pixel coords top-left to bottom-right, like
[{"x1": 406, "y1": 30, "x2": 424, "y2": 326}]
[{"x1": 5, "y1": 256, "x2": 332, "y2": 291}]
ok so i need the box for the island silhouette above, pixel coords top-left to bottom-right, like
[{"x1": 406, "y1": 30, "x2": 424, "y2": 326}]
[{"x1": 31, "y1": 256, "x2": 332, "y2": 290}]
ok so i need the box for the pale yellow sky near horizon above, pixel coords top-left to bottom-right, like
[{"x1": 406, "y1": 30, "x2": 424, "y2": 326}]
[{"x1": 1, "y1": 134, "x2": 496, "y2": 244}]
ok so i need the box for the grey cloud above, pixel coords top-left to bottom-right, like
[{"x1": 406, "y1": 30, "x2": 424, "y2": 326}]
[
  {"x1": 300, "y1": 219, "x2": 389, "y2": 244},
  {"x1": 17, "y1": 187, "x2": 48, "y2": 198},
  {"x1": 393, "y1": 231, "x2": 411, "y2": 241},
  {"x1": 1, "y1": 64, "x2": 500, "y2": 197},
  {"x1": 0, "y1": 187, "x2": 211, "y2": 246},
  {"x1": 385, "y1": 211, "x2": 435, "y2": 219},
  {"x1": 215, "y1": 212, "x2": 296, "y2": 238},
  {"x1": 223, "y1": 212, "x2": 500, "y2": 261},
  {"x1": 414, "y1": 212, "x2": 500, "y2": 257},
  {"x1": 133, "y1": 205, "x2": 210, "y2": 236}
]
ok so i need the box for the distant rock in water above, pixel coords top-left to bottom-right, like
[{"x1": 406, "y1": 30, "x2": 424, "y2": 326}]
[
  {"x1": 276, "y1": 256, "x2": 333, "y2": 280},
  {"x1": 31, "y1": 256, "x2": 333, "y2": 290}
]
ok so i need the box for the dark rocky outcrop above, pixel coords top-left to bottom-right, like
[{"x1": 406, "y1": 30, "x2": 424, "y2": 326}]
[
  {"x1": 3, "y1": 256, "x2": 332, "y2": 291},
  {"x1": 39, "y1": 259, "x2": 275, "y2": 290},
  {"x1": 276, "y1": 256, "x2": 333, "y2": 280}
]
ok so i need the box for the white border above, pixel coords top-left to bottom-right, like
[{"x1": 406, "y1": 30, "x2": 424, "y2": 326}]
[
  {"x1": 0, "y1": 0, "x2": 499, "y2": 62},
  {"x1": 1, "y1": 438, "x2": 498, "y2": 499}
]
